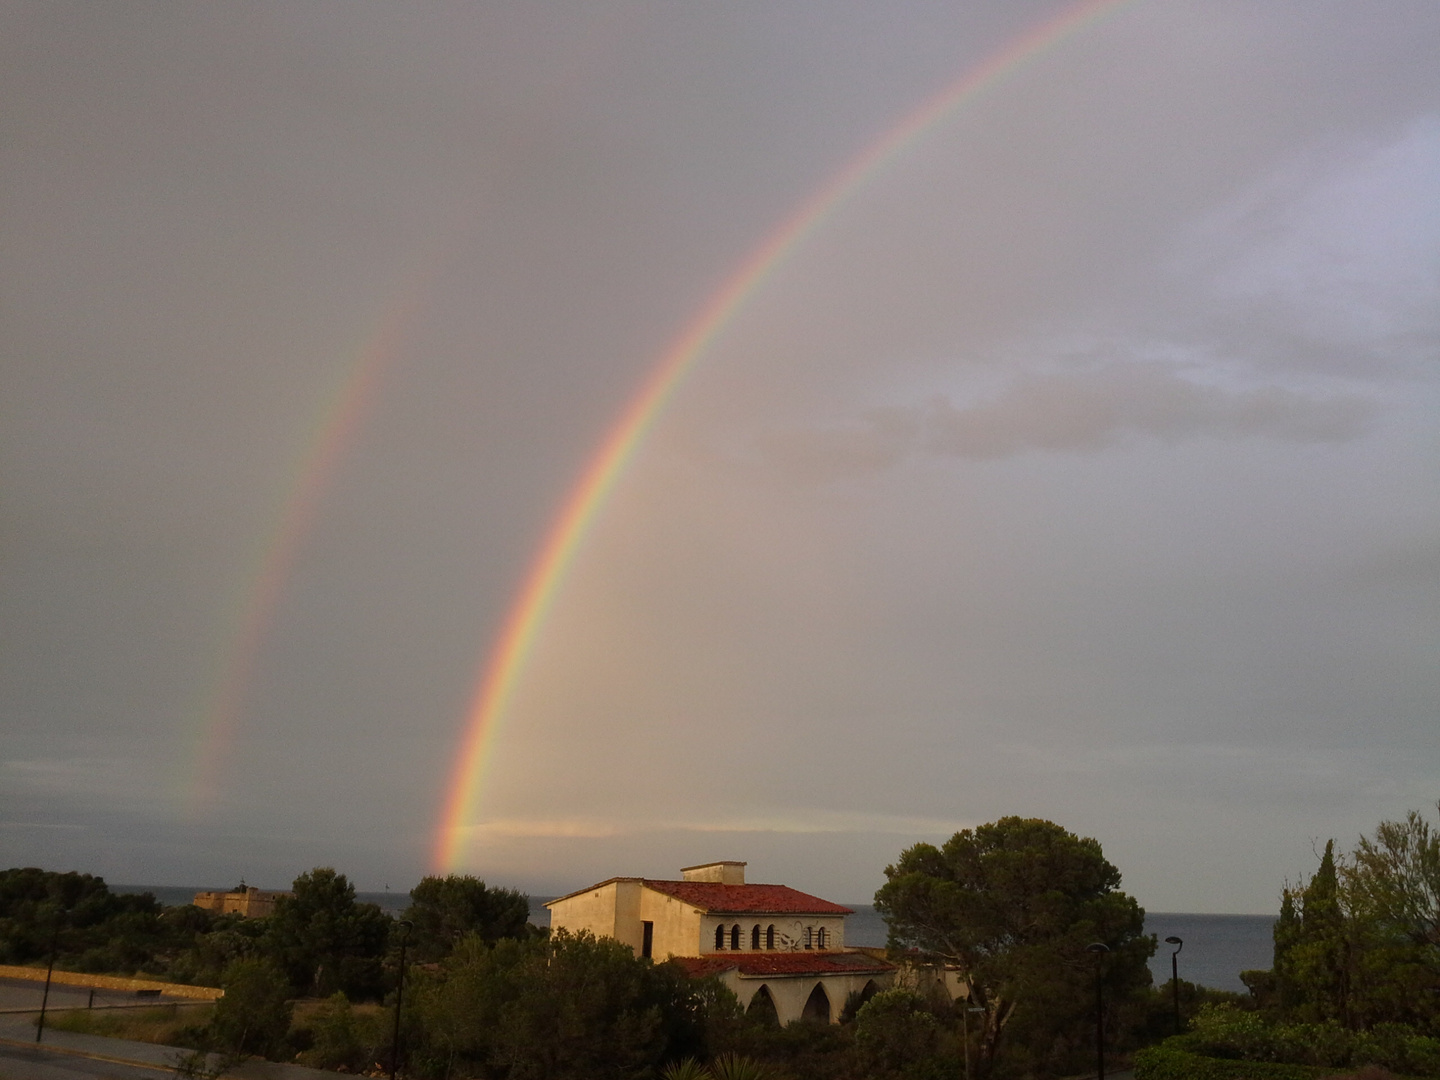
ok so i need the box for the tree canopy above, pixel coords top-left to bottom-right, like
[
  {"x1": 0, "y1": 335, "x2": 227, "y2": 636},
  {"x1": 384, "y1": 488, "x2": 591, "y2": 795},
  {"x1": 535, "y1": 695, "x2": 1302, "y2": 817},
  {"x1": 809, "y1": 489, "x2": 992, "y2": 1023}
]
[
  {"x1": 266, "y1": 867, "x2": 391, "y2": 999},
  {"x1": 403, "y1": 874, "x2": 531, "y2": 961},
  {"x1": 875, "y1": 816, "x2": 1154, "y2": 1072}
]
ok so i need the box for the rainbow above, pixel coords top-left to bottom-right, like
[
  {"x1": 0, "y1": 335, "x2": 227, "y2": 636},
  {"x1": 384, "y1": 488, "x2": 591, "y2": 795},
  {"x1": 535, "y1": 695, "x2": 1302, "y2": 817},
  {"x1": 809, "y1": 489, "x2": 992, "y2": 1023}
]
[
  {"x1": 187, "y1": 281, "x2": 426, "y2": 808},
  {"x1": 434, "y1": 0, "x2": 1138, "y2": 870}
]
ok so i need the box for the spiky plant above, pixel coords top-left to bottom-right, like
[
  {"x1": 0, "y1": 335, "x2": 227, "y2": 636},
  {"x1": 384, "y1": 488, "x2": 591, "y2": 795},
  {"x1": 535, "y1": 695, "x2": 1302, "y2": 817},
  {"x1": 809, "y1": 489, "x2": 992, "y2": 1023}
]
[
  {"x1": 708, "y1": 1053, "x2": 775, "y2": 1080},
  {"x1": 661, "y1": 1058, "x2": 712, "y2": 1080}
]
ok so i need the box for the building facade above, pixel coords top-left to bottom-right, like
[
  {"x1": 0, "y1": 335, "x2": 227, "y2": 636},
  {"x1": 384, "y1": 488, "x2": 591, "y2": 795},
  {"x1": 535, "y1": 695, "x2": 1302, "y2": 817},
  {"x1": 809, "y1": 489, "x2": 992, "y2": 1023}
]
[
  {"x1": 192, "y1": 885, "x2": 290, "y2": 918},
  {"x1": 546, "y1": 861, "x2": 893, "y2": 1024}
]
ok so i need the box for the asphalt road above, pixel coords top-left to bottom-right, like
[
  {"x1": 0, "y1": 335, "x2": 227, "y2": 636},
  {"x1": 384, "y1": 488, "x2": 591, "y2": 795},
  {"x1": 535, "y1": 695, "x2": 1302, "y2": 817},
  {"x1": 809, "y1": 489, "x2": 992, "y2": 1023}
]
[{"x1": 0, "y1": 1040, "x2": 178, "y2": 1080}]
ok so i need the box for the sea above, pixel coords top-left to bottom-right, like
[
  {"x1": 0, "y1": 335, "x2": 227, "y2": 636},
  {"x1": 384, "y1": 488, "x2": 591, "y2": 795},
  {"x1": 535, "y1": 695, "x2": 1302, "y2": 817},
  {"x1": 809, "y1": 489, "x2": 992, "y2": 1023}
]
[{"x1": 115, "y1": 887, "x2": 1273, "y2": 994}]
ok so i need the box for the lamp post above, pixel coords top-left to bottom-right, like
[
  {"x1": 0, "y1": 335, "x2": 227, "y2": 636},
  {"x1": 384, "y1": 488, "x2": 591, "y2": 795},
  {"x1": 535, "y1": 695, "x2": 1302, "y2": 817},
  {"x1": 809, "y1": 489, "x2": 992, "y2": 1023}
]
[
  {"x1": 35, "y1": 921, "x2": 60, "y2": 1044},
  {"x1": 1086, "y1": 943, "x2": 1110, "y2": 1080},
  {"x1": 389, "y1": 920, "x2": 413, "y2": 1080},
  {"x1": 1164, "y1": 936, "x2": 1184, "y2": 1035},
  {"x1": 961, "y1": 999, "x2": 985, "y2": 1080}
]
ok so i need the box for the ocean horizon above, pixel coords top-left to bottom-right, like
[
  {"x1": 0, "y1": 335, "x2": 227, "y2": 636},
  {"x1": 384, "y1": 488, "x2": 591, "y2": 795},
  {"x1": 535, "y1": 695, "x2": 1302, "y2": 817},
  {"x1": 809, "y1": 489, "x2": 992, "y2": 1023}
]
[{"x1": 116, "y1": 885, "x2": 1273, "y2": 993}]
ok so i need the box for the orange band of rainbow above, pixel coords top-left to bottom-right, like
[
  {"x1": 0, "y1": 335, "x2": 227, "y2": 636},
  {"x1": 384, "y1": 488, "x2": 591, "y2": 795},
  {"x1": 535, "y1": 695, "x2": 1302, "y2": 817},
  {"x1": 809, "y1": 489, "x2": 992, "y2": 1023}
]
[{"x1": 435, "y1": 0, "x2": 1138, "y2": 871}]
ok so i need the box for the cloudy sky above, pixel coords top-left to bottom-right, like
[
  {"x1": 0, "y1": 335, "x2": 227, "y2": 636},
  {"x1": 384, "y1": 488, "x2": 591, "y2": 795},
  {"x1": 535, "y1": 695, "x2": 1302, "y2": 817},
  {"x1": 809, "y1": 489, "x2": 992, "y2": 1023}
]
[{"x1": 2, "y1": 1, "x2": 1436, "y2": 914}]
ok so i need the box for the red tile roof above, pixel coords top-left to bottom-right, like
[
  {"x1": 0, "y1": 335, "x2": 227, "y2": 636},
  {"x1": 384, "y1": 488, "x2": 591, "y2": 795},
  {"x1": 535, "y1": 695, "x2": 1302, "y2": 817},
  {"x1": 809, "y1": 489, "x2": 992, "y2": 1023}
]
[
  {"x1": 670, "y1": 952, "x2": 894, "y2": 979},
  {"x1": 543, "y1": 877, "x2": 852, "y2": 915},
  {"x1": 640, "y1": 880, "x2": 852, "y2": 915}
]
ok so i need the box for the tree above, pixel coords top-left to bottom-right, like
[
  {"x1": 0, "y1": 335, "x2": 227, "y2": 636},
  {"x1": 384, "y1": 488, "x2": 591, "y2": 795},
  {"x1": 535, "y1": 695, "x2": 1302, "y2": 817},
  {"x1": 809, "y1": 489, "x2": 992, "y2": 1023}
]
[
  {"x1": 407, "y1": 930, "x2": 711, "y2": 1080},
  {"x1": 403, "y1": 875, "x2": 531, "y2": 961},
  {"x1": 266, "y1": 868, "x2": 392, "y2": 999},
  {"x1": 874, "y1": 817, "x2": 1154, "y2": 1074},
  {"x1": 1346, "y1": 802, "x2": 1440, "y2": 953},
  {"x1": 1282, "y1": 841, "x2": 1352, "y2": 1025},
  {"x1": 853, "y1": 989, "x2": 945, "y2": 1080},
  {"x1": 1343, "y1": 803, "x2": 1440, "y2": 1032},
  {"x1": 209, "y1": 957, "x2": 293, "y2": 1058}
]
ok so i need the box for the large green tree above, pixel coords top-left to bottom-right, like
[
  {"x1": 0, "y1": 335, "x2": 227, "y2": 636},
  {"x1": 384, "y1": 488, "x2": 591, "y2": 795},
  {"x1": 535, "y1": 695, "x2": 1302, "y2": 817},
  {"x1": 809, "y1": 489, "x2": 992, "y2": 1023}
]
[
  {"x1": 1266, "y1": 805, "x2": 1440, "y2": 1034},
  {"x1": 266, "y1": 867, "x2": 392, "y2": 999},
  {"x1": 403, "y1": 874, "x2": 531, "y2": 961},
  {"x1": 406, "y1": 930, "x2": 713, "y2": 1080},
  {"x1": 875, "y1": 817, "x2": 1154, "y2": 1074}
]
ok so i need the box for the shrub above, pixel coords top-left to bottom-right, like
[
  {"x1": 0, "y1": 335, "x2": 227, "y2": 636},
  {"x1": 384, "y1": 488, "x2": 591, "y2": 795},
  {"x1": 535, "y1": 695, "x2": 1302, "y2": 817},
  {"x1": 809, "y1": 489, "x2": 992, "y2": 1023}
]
[
  {"x1": 1135, "y1": 1045, "x2": 1328, "y2": 1080},
  {"x1": 208, "y1": 957, "x2": 293, "y2": 1059}
]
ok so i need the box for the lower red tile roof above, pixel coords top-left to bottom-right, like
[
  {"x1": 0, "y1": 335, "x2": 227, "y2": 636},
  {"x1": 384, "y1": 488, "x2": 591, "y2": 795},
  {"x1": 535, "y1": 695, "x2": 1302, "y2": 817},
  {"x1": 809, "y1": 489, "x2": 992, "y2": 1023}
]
[{"x1": 670, "y1": 952, "x2": 894, "y2": 978}]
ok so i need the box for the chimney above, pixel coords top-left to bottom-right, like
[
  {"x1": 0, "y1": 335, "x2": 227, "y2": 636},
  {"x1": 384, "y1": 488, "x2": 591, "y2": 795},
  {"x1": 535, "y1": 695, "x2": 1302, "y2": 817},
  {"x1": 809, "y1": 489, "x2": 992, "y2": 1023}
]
[{"x1": 681, "y1": 861, "x2": 746, "y2": 885}]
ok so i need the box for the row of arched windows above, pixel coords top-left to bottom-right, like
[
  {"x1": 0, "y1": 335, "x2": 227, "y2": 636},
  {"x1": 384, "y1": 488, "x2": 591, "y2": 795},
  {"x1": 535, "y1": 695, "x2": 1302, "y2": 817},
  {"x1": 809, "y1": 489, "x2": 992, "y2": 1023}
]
[{"x1": 713, "y1": 923, "x2": 830, "y2": 950}]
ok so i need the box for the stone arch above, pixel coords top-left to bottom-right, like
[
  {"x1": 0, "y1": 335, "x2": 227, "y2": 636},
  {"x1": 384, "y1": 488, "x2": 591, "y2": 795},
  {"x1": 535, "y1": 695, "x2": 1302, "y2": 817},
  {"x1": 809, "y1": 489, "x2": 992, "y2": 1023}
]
[
  {"x1": 714, "y1": 924, "x2": 725, "y2": 950},
  {"x1": 840, "y1": 978, "x2": 881, "y2": 1024},
  {"x1": 801, "y1": 982, "x2": 831, "y2": 1023},
  {"x1": 746, "y1": 984, "x2": 779, "y2": 1027}
]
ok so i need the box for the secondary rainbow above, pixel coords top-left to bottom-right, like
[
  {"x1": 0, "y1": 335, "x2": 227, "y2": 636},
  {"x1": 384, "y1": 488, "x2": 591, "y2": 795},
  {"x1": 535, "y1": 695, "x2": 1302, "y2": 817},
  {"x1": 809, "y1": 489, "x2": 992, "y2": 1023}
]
[
  {"x1": 188, "y1": 282, "x2": 426, "y2": 808},
  {"x1": 435, "y1": 0, "x2": 1138, "y2": 870}
]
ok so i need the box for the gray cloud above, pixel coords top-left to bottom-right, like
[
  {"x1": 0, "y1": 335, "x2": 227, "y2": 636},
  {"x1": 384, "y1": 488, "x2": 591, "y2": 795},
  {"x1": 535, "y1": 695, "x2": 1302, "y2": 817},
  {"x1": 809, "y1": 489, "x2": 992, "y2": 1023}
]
[
  {"x1": 924, "y1": 364, "x2": 1376, "y2": 456},
  {"x1": 764, "y1": 363, "x2": 1377, "y2": 480}
]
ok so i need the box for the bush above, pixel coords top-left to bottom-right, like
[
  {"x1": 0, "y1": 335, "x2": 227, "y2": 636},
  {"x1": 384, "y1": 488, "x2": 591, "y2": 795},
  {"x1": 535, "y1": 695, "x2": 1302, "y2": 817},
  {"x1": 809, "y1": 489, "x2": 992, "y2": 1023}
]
[
  {"x1": 209, "y1": 957, "x2": 293, "y2": 1059},
  {"x1": 854, "y1": 989, "x2": 943, "y2": 1079},
  {"x1": 296, "y1": 992, "x2": 386, "y2": 1072},
  {"x1": 1170, "y1": 1003, "x2": 1440, "y2": 1076},
  {"x1": 1135, "y1": 1045, "x2": 1329, "y2": 1080}
]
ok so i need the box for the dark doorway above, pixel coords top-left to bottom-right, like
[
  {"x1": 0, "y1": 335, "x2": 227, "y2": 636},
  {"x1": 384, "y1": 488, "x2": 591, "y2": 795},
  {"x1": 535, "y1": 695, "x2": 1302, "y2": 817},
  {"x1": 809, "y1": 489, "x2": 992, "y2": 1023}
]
[
  {"x1": 641, "y1": 921, "x2": 653, "y2": 959},
  {"x1": 802, "y1": 983, "x2": 831, "y2": 1023},
  {"x1": 746, "y1": 985, "x2": 780, "y2": 1027}
]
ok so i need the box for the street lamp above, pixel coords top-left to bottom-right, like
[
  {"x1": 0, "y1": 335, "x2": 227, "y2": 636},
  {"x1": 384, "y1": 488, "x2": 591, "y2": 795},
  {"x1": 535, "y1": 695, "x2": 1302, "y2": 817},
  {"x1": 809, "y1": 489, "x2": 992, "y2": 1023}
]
[
  {"x1": 389, "y1": 920, "x2": 413, "y2": 1080},
  {"x1": 961, "y1": 998, "x2": 985, "y2": 1080},
  {"x1": 35, "y1": 920, "x2": 61, "y2": 1044},
  {"x1": 1164, "y1": 936, "x2": 1184, "y2": 1035},
  {"x1": 1086, "y1": 943, "x2": 1110, "y2": 1080}
]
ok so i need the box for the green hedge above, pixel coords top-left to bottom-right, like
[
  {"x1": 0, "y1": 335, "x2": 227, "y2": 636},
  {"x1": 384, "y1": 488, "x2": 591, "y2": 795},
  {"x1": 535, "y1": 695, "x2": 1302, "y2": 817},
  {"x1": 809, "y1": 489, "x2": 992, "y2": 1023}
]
[{"x1": 1134, "y1": 1046, "x2": 1330, "y2": 1080}]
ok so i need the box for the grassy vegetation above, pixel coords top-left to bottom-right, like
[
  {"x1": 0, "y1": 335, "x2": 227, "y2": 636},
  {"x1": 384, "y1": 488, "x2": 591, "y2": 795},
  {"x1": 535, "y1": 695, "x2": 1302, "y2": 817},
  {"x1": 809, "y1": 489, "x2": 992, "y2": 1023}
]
[{"x1": 42, "y1": 1004, "x2": 214, "y2": 1046}]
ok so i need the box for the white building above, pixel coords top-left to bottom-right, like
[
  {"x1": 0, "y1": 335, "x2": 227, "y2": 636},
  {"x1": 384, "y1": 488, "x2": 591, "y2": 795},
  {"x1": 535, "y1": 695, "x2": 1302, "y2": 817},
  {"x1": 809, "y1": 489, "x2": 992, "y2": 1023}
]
[{"x1": 546, "y1": 861, "x2": 893, "y2": 1024}]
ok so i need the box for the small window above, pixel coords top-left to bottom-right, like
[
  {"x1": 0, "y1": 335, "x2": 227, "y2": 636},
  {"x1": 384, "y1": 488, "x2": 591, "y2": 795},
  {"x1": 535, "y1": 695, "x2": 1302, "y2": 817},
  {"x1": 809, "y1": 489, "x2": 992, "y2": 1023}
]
[
  {"x1": 715, "y1": 925, "x2": 725, "y2": 950},
  {"x1": 641, "y1": 921, "x2": 654, "y2": 959},
  {"x1": 816, "y1": 926, "x2": 827, "y2": 949},
  {"x1": 803, "y1": 926, "x2": 813, "y2": 949},
  {"x1": 766, "y1": 924, "x2": 775, "y2": 950},
  {"x1": 751, "y1": 924, "x2": 761, "y2": 950},
  {"x1": 731, "y1": 924, "x2": 741, "y2": 950}
]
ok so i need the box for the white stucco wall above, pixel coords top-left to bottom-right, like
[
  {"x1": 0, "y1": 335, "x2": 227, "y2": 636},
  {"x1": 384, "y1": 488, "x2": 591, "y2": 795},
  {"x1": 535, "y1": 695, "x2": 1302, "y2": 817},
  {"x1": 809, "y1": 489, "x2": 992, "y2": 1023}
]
[
  {"x1": 701, "y1": 914, "x2": 846, "y2": 953},
  {"x1": 717, "y1": 970, "x2": 892, "y2": 1025}
]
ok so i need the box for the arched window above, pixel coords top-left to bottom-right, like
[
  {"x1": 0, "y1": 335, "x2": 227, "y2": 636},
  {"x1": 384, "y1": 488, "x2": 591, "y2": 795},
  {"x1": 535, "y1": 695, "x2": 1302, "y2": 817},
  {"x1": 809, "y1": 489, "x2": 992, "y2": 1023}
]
[
  {"x1": 816, "y1": 926, "x2": 828, "y2": 949},
  {"x1": 731, "y1": 924, "x2": 741, "y2": 950},
  {"x1": 803, "y1": 926, "x2": 813, "y2": 949},
  {"x1": 715, "y1": 925, "x2": 725, "y2": 950},
  {"x1": 766, "y1": 925, "x2": 775, "y2": 950},
  {"x1": 751, "y1": 925, "x2": 761, "y2": 950}
]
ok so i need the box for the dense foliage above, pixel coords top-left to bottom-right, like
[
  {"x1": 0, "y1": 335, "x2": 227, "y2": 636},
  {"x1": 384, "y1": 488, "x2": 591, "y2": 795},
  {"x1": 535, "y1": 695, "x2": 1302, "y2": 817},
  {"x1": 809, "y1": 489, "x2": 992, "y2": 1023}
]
[
  {"x1": 875, "y1": 816, "x2": 1155, "y2": 1076},
  {"x1": 0, "y1": 867, "x2": 207, "y2": 974},
  {"x1": 403, "y1": 930, "x2": 717, "y2": 1080},
  {"x1": 1149, "y1": 802, "x2": 1440, "y2": 1080},
  {"x1": 403, "y1": 874, "x2": 533, "y2": 961}
]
